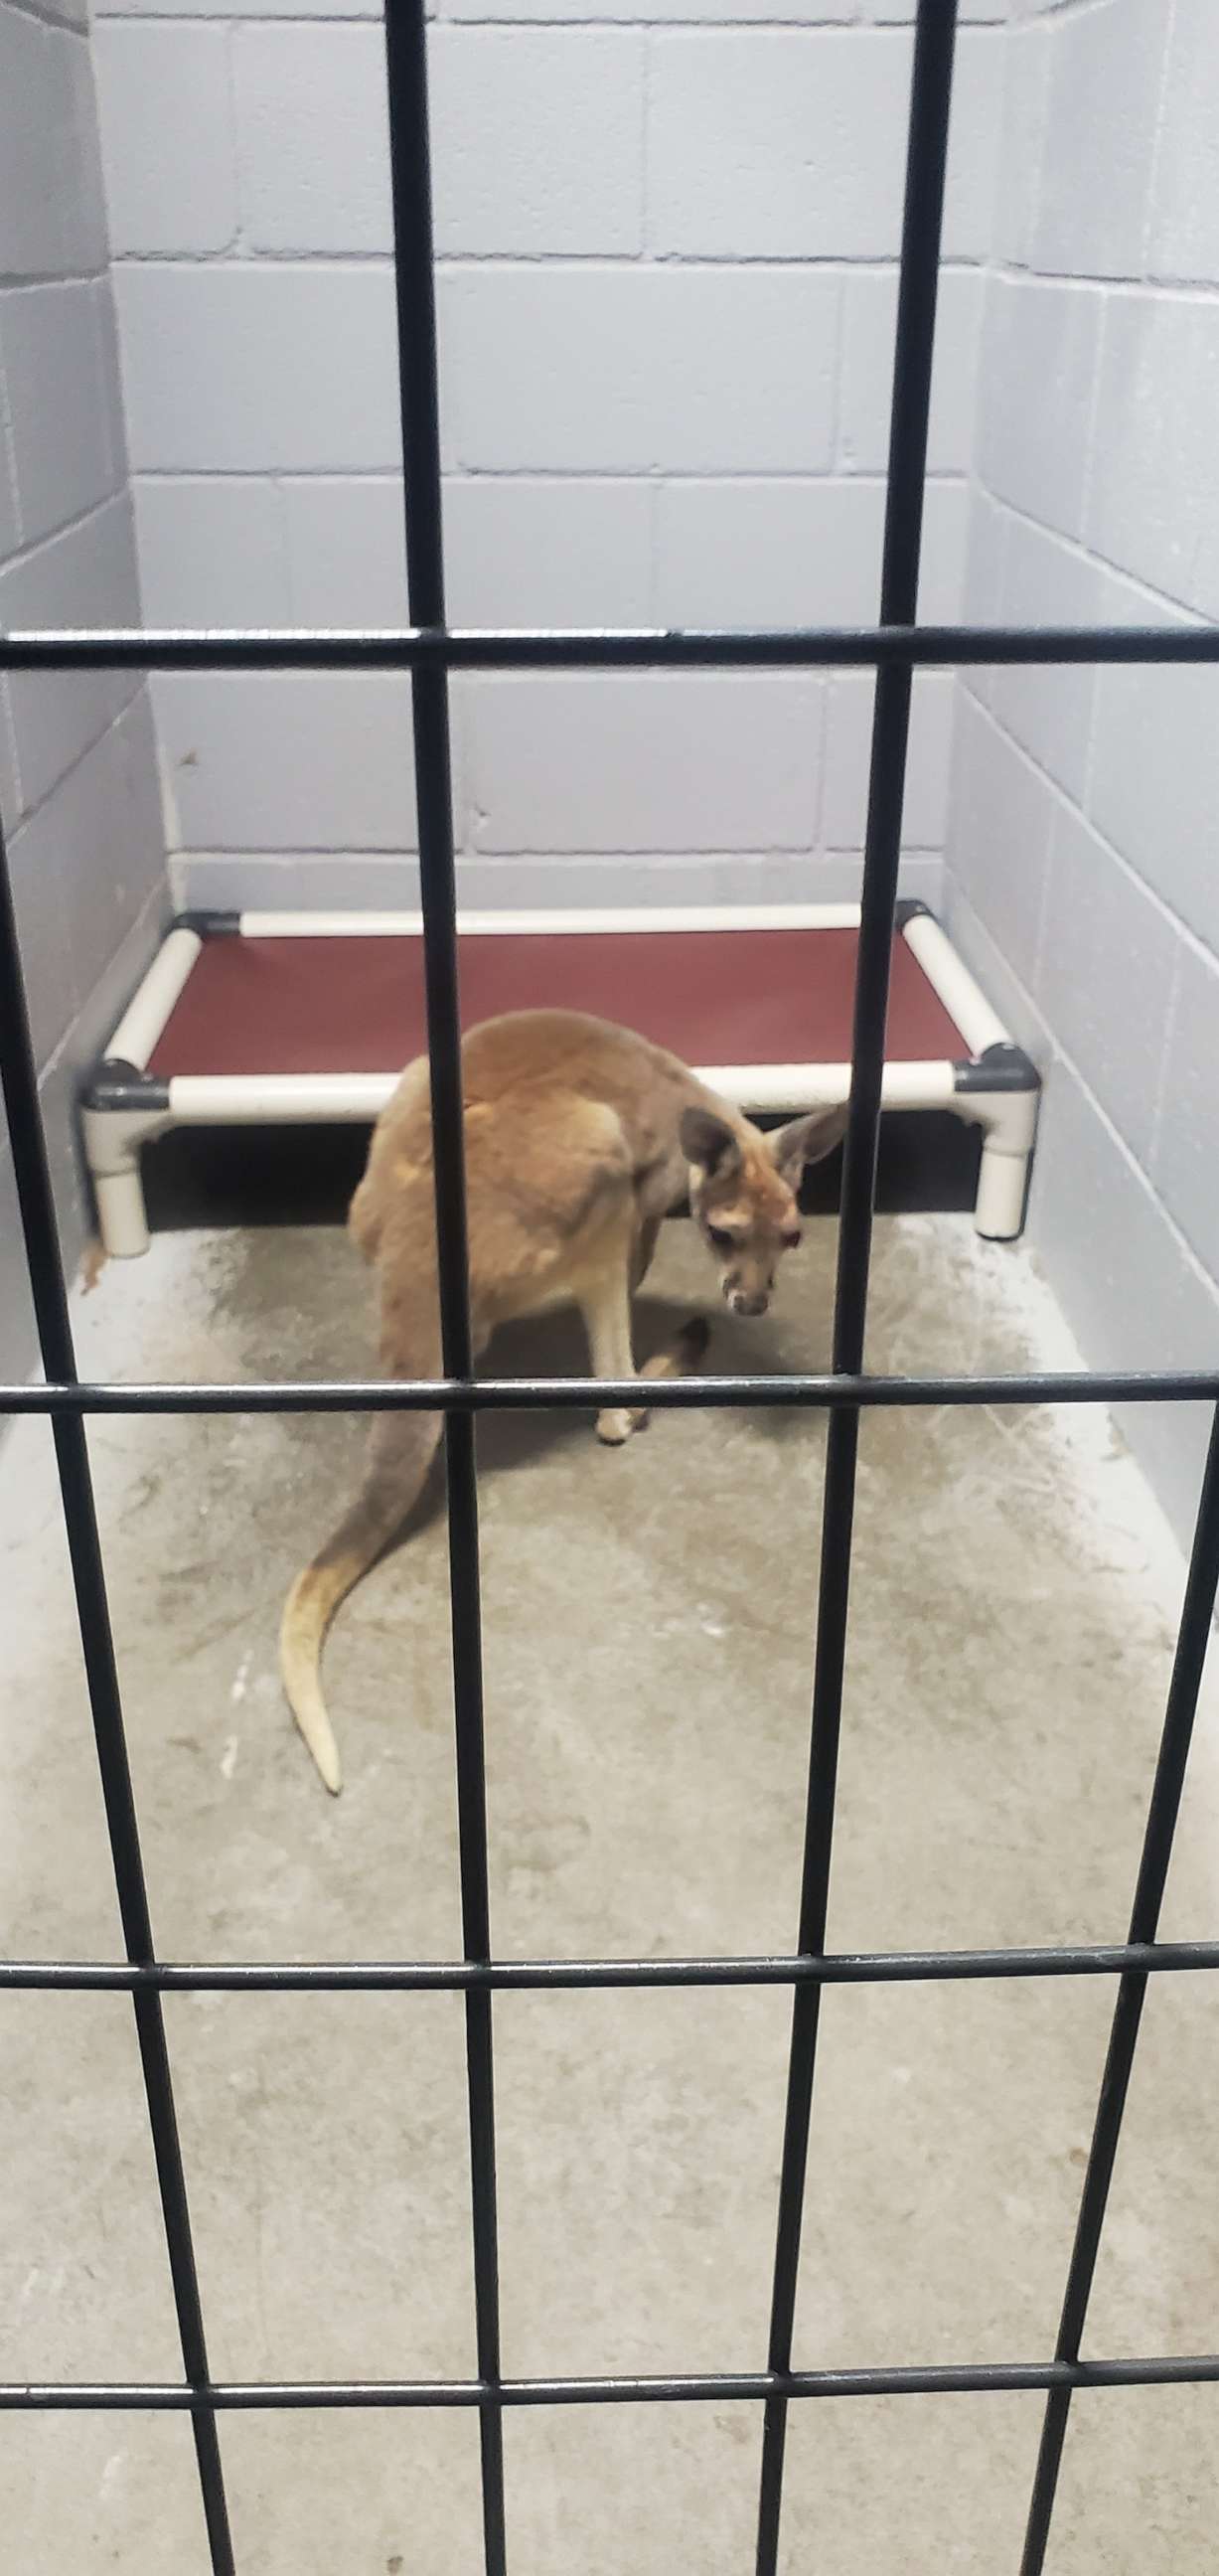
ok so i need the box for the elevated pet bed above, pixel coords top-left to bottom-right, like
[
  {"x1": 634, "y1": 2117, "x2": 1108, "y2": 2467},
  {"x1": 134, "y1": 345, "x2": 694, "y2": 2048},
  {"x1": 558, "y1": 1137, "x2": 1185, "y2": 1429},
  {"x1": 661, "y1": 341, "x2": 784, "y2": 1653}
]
[{"x1": 81, "y1": 900, "x2": 1039, "y2": 1257}]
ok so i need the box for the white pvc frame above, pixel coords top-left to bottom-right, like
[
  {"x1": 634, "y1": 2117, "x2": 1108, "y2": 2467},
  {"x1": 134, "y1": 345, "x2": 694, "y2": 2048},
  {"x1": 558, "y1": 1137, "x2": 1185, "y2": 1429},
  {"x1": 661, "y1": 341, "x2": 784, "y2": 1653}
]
[{"x1": 82, "y1": 904, "x2": 1039, "y2": 1258}]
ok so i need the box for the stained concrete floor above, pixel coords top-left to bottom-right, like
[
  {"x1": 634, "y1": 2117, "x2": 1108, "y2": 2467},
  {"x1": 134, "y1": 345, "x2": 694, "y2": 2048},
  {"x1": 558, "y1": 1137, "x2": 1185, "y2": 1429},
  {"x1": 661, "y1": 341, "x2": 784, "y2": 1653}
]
[{"x1": 2, "y1": 1209, "x2": 1219, "y2": 2572}]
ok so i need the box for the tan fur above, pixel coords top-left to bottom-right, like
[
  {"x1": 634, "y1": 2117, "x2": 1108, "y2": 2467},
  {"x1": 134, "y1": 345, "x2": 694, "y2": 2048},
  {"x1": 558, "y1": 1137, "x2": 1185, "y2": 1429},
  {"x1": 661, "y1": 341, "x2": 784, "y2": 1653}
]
[{"x1": 280, "y1": 1010, "x2": 845, "y2": 1791}]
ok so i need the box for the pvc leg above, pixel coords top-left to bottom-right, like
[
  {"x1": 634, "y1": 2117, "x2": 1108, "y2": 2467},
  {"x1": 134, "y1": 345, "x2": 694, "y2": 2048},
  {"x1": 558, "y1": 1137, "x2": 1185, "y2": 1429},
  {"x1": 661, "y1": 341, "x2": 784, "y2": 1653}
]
[
  {"x1": 94, "y1": 1161, "x2": 151, "y2": 1259},
  {"x1": 975, "y1": 1141, "x2": 1028, "y2": 1241}
]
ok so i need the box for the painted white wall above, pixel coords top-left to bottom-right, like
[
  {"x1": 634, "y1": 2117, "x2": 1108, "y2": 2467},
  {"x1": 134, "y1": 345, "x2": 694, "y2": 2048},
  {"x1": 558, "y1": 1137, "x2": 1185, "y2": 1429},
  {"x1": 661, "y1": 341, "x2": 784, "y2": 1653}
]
[
  {"x1": 0, "y1": 0, "x2": 169, "y2": 1379},
  {"x1": 941, "y1": 0, "x2": 1219, "y2": 1546},
  {"x1": 90, "y1": 0, "x2": 1006, "y2": 913}
]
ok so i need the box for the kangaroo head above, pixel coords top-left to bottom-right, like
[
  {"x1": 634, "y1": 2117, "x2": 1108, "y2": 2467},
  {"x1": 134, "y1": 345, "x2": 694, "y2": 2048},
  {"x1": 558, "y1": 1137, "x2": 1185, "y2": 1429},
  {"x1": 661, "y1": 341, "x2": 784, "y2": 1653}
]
[{"x1": 680, "y1": 1103, "x2": 847, "y2": 1318}]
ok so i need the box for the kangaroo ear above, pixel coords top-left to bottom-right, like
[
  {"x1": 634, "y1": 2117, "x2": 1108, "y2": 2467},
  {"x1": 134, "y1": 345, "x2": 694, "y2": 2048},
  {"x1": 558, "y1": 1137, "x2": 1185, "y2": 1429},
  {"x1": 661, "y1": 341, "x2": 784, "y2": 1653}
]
[
  {"x1": 768, "y1": 1106, "x2": 848, "y2": 1186},
  {"x1": 680, "y1": 1105, "x2": 741, "y2": 1178}
]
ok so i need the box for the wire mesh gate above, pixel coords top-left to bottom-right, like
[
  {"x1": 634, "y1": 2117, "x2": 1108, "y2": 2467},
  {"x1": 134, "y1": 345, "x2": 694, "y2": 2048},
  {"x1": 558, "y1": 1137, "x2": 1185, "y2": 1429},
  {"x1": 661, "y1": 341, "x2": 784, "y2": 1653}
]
[{"x1": 2, "y1": 1, "x2": 1219, "y2": 2568}]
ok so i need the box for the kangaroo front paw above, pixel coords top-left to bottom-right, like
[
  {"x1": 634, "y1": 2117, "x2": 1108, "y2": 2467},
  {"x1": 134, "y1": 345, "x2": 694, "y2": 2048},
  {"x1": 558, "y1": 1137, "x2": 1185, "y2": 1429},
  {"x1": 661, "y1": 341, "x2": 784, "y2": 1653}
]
[{"x1": 596, "y1": 1405, "x2": 648, "y2": 1445}]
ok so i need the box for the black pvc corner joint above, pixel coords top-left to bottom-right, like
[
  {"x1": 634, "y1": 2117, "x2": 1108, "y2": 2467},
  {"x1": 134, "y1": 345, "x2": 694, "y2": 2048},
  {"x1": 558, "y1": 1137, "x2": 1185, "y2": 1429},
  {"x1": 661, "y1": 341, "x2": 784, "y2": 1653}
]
[
  {"x1": 953, "y1": 1041, "x2": 1041, "y2": 1096},
  {"x1": 173, "y1": 907, "x2": 240, "y2": 939},
  {"x1": 893, "y1": 897, "x2": 931, "y2": 930},
  {"x1": 81, "y1": 1058, "x2": 171, "y2": 1116}
]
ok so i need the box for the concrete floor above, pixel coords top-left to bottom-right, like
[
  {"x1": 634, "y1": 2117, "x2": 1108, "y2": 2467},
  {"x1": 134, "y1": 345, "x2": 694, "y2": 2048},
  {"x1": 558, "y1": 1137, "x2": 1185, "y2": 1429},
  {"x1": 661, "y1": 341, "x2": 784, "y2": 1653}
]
[{"x1": 2, "y1": 1209, "x2": 1219, "y2": 2571}]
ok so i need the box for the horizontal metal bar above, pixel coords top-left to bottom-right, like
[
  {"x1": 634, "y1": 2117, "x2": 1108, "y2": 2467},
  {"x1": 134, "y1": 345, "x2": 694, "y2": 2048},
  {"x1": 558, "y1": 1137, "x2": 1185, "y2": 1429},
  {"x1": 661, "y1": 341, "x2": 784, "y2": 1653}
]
[
  {"x1": 2, "y1": 1368, "x2": 1218, "y2": 1419},
  {"x1": 2, "y1": 623, "x2": 1219, "y2": 673},
  {"x1": 5, "y1": 1941, "x2": 1219, "y2": 1993},
  {"x1": 5, "y1": 2353, "x2": 1219, "y2": 2412}
]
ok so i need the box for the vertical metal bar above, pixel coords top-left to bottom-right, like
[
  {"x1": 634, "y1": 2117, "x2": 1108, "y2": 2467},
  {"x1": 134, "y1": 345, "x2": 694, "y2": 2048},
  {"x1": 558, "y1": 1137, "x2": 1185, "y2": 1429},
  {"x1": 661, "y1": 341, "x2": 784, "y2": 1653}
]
[
  {"x1": 0, "y1": 826, "x2": 234, "y2": 2575},
  {"x1": 1019, "y1": 1402, "x2": 1219, "y2": 2575},
  {"x1": 381, "y1": 5, "x2": 506, "y2": 2568},
  {"x1": 756, "y1": 7, "x2": 958, "y2": 2568}
]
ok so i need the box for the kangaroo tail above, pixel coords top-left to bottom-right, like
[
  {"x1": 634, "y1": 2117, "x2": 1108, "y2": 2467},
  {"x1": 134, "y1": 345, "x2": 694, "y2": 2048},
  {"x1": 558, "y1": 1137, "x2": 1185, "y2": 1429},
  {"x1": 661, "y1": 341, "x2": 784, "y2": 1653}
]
[{"x1": 279, "y1": 1408, "x2": 441, "y2": 1794}]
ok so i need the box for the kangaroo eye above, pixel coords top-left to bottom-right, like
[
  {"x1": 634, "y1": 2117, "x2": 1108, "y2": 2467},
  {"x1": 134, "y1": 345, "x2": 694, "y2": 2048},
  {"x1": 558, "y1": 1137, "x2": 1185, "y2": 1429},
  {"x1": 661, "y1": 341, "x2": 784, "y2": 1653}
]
[{"x1": 707, "y1": 1226, "x2": 734, "y2": 1254}]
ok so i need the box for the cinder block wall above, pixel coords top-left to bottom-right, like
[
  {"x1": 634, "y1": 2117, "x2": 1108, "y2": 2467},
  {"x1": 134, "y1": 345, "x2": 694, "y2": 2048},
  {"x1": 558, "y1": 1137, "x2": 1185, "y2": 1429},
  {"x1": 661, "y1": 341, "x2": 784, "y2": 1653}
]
[
  {"x1": 91, "y1": 0, "x2": 1004, "y2": 913},
  {"x1": 0, "y1": 0, "x2": 170, "y2": 1379},
  {"x1": 942, "y1": 0, "x2": 1219, "y2": 1545}
]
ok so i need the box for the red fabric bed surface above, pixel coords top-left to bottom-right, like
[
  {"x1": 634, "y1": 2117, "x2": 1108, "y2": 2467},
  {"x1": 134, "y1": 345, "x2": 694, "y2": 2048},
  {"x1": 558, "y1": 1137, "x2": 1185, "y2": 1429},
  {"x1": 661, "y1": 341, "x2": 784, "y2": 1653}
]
[{"x1": 149, "y1": 928, "x2": 967, "y2": 1081}]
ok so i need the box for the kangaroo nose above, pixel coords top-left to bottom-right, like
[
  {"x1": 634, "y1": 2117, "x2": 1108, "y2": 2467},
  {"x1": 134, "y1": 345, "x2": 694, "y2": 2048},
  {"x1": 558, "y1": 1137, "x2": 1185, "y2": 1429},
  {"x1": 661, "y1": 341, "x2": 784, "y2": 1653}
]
[{"x1": 730, "y1": 1290, "x2": 768, "y2": 1318}]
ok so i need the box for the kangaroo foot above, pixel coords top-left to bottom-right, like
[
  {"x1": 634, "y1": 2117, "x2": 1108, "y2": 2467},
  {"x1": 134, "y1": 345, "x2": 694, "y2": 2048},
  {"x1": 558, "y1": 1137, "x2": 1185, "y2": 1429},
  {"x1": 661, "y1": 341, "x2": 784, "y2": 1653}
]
[{"x1": 595, "y1": 1318, "x2": 710, "y2": 1447}]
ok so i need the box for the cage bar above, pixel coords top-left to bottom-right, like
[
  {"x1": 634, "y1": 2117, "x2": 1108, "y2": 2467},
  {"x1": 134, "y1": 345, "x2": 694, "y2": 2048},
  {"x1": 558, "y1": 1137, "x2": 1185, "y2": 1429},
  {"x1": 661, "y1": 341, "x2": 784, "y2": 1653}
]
[
  {"x1": 3, "y1": 1368, "x2": 1219, "y2": 1415},
  {"x1": 2, "y1": 1939, "x2": 1219, "y2": 1995},
  {"x1": 3, "y1": 2347, "x2": 1219, "y2": 2413},
  {"x1": 1019, "y1": 1403, "x2": 1219, "y2": 2573},
  {"x1": 0, "y1": 826, "x2": 235, "y2": 2573},
  {"x1": 382, "y1": 3, "x2": 507, "y2": 2569},
  {"x1": 5, "y1": 622, "x2": 1219, "y2": 673},
  {"x1": 757, "y1": 9, "x2": 959, "y2": 2568}
]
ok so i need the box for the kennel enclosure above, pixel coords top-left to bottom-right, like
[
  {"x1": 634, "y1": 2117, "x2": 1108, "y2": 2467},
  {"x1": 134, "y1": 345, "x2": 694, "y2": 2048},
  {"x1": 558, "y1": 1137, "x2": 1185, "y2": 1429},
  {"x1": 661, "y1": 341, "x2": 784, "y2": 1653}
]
[{"x1": 2, "y1": 4, "x2": 1219, "y2": 2575}]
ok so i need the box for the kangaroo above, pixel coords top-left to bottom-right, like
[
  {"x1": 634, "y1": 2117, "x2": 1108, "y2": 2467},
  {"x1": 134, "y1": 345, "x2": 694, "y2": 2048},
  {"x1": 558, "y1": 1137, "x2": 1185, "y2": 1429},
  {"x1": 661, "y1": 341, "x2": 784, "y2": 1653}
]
[{"x1": 280, "y1": 1009, "x2": 846, "y2": 1793}]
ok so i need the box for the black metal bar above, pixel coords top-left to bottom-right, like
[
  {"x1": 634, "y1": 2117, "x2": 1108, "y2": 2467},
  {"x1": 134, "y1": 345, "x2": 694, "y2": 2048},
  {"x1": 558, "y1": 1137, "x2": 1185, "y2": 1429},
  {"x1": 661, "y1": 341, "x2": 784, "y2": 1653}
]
[
  {"x1": 0, "y1": 824, "x2": 235, "y2": 2572},
  {"x1": 5, "y1": 2350, "x2": 1219, "y2": 2413},
  {"x1": 4, "y1": 1366, "x2": 1219, "y2": 1419},
  {"x1": 4, "y1": 1939, "x2": 1219, "y2": 1994},
  {"x1": 382, "y1": 4, "x2": 505, "y2": 2567},
  {"x1": 758, "y1": 9, "x2": 958, "y2": 2565},
  {"x1": 1019, "y1": 1403, "x2": 1219, "y2": 2575},
  {"x1": 3, "y1": 623, "x2": 1219, "y2": 671}
]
